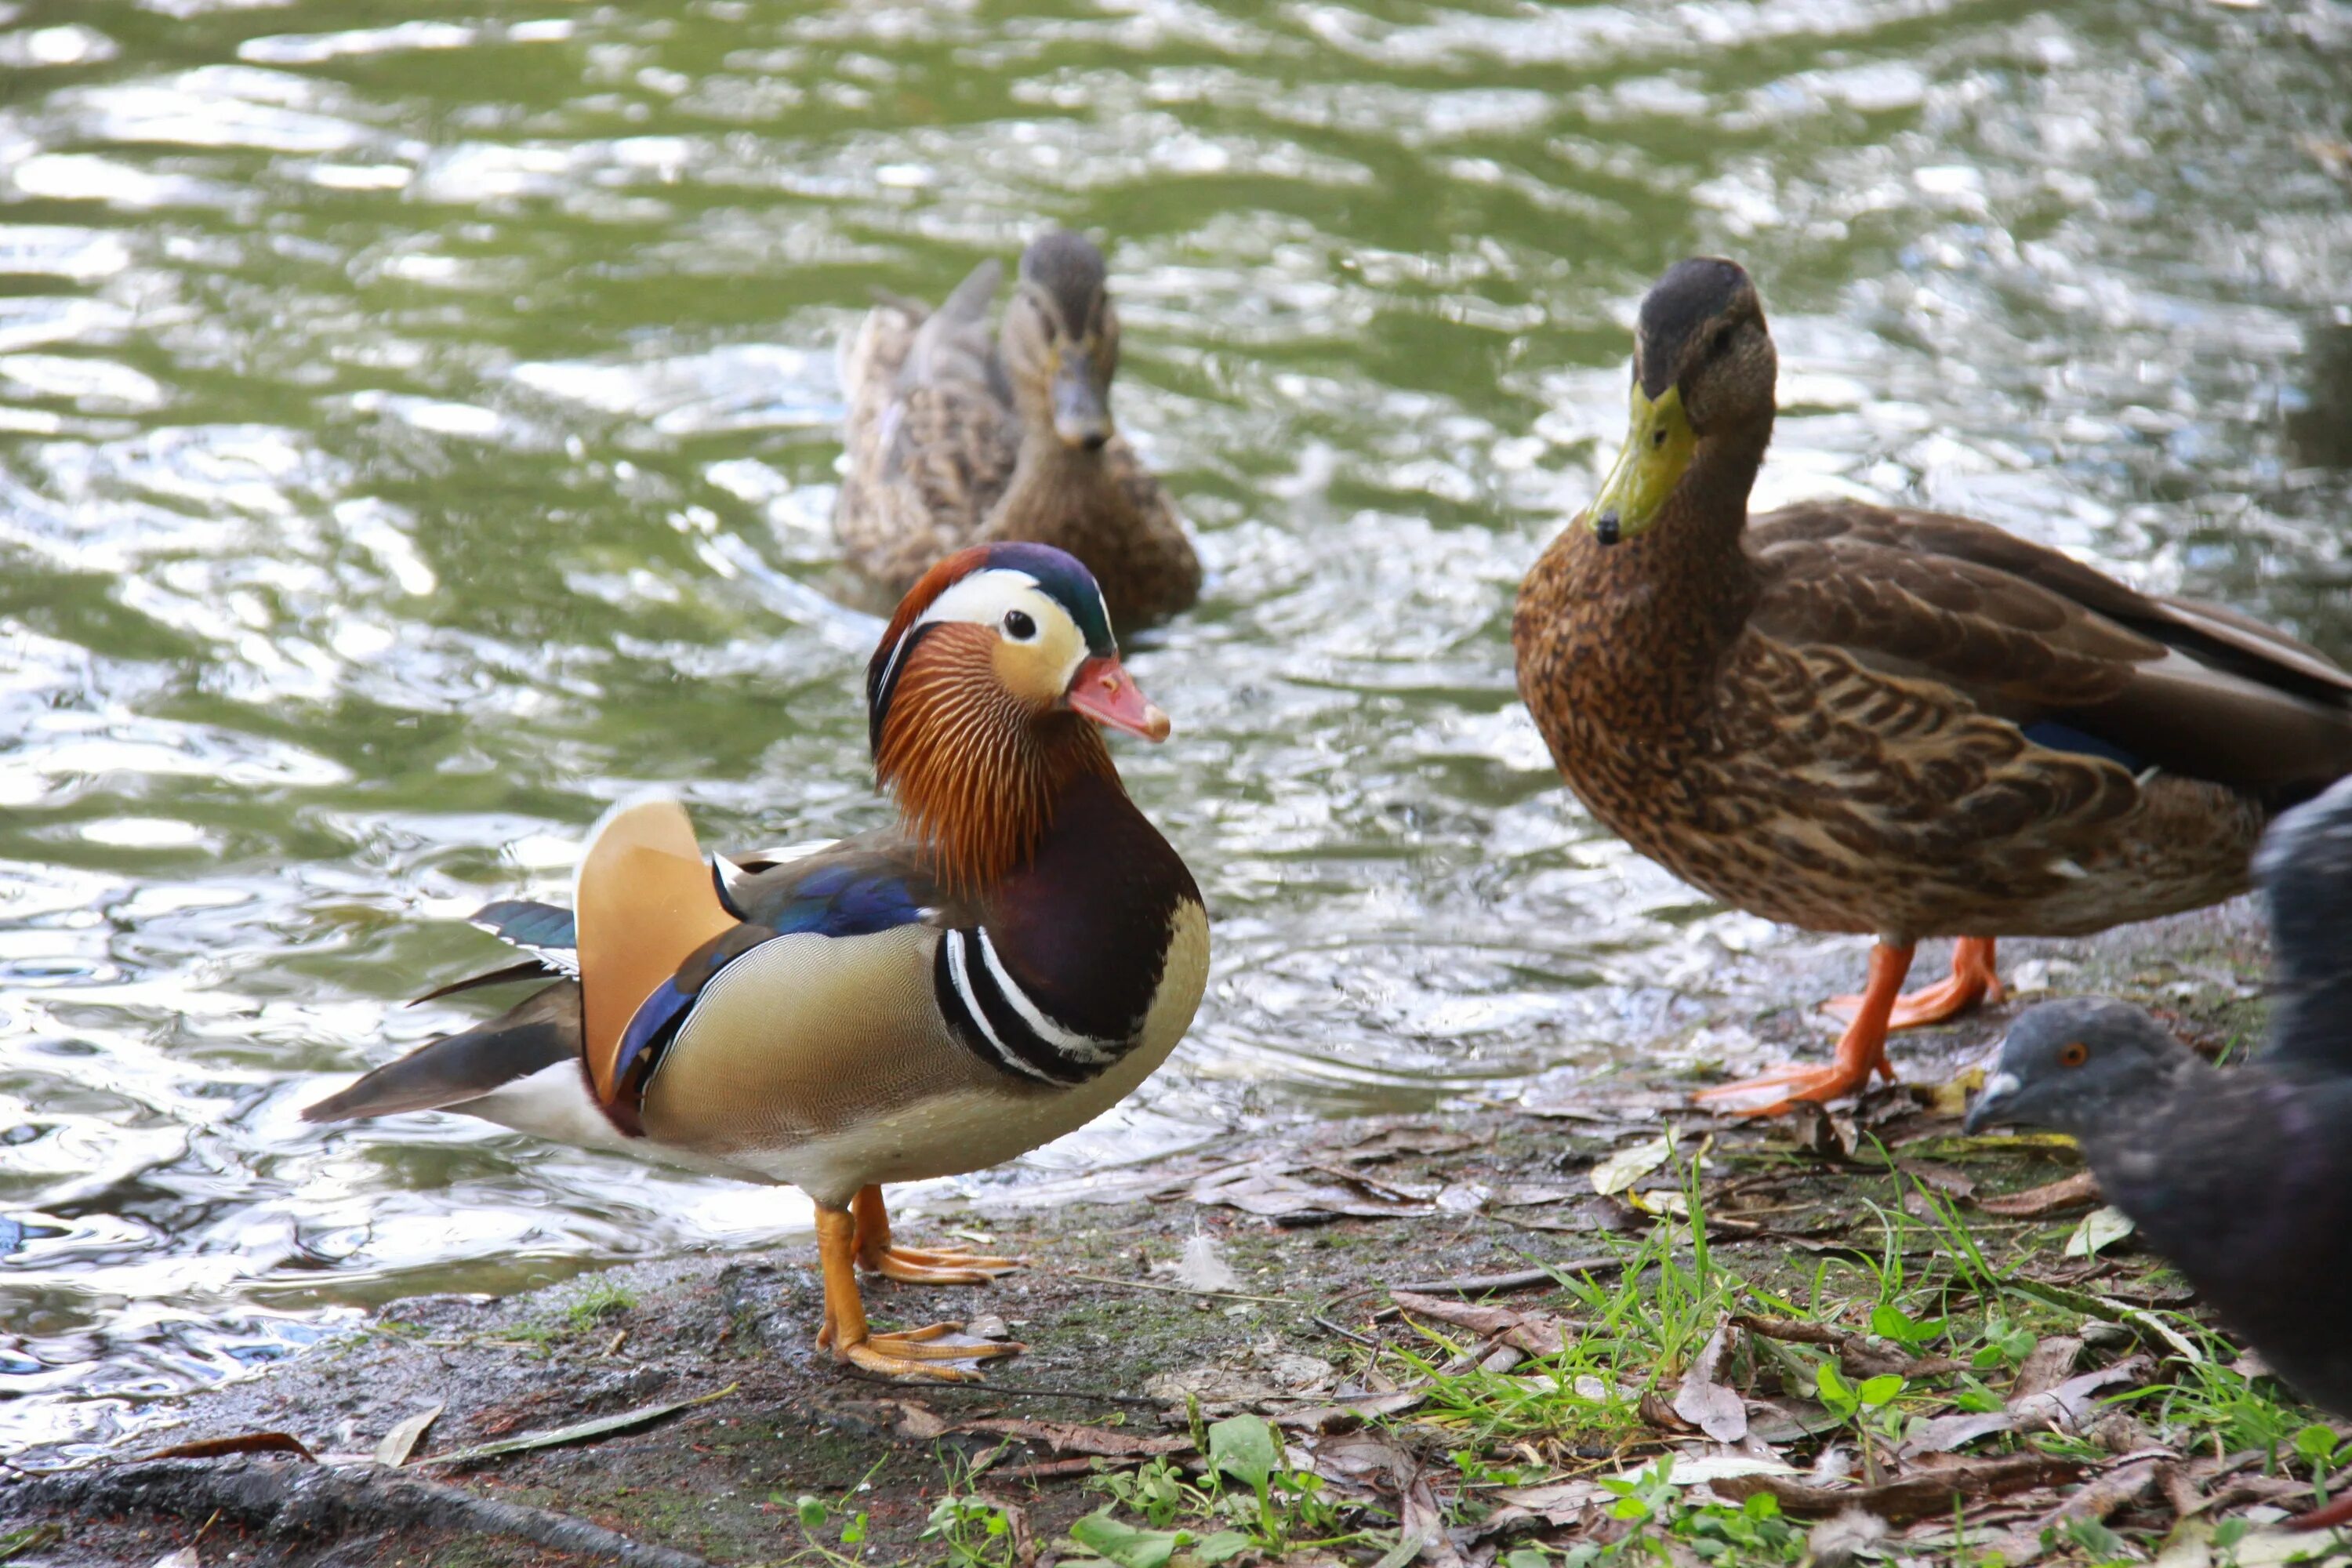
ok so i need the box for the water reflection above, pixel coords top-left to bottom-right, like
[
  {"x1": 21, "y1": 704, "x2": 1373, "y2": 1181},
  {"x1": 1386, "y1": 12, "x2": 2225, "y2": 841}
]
[{"x1": 1, "y1": 0, "x2": 2346, "y2": 1456}]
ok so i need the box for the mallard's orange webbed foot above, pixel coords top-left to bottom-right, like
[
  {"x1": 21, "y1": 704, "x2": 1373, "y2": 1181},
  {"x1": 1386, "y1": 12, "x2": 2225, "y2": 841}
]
[
  {"x1": 1825, "y1": 937, "x2": 2002, "y2": 1030},
  {"x1": 852, "y1": 1185, "x2": 1022, "y2": 1285},
  {"x1": 817, "y1": 1204, "x2": 1025, "y2": 1384},
  {"x1": 1695, "y1": 941, "x2": 1913, "y2": 1117}
]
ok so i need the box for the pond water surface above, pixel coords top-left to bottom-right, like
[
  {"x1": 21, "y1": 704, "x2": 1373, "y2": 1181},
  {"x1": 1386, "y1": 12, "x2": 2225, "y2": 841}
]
[{"x1": 1, "y1": 0, "x2": 2347, "y2": 1456}]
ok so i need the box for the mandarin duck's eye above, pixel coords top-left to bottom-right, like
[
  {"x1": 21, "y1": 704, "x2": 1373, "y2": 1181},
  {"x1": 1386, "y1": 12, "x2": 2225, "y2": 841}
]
[
  {"x1": 2059, "y1": 1040, "x2": 2089, "y2": 1069},
  {"x1": 1002, "y1": 608, "x2": 1037, "y2": 641}
]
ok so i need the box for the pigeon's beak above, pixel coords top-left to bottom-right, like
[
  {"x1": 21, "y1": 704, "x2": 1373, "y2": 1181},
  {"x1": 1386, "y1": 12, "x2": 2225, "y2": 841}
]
[{"x1": 1962, "y1": 1069, "x2": 2022, "y2": 1135}]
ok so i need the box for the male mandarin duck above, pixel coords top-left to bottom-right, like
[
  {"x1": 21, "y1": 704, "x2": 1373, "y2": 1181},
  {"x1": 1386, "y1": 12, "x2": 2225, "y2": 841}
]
[
  {"x1": 305, "y1": 543, "x2": 1210, "y2": 1381},
  {"x1": 832, "y1": 230, "x2": 1202, "y2": 630},
  {"x1": 1513, "y1": 257, "x2": 2352, "y2": 1116}
]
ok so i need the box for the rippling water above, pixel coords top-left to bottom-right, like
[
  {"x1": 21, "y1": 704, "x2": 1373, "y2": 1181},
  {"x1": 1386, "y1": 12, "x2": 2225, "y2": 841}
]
[{"x1": 2, "y1": 0, "x2": 2347, "y2": 1455}]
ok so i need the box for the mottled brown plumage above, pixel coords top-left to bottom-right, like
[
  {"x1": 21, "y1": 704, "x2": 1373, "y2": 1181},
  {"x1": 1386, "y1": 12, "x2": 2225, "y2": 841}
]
[
  {"x1": 1514, "y1": 257, "x2": 2352, "y2": 1112},
  {"x1": 833, "y1": 231, "x2": 1201, "y2": 630}
]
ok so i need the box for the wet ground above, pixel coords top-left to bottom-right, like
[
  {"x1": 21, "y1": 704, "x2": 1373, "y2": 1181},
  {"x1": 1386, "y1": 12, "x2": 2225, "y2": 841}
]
[
  {"x1": 1, "y1": 903, "x2": 2292, "y2": 1565},
  {"x1": 3, "y1": 0, "x2": 2349, "y2": 1470}
]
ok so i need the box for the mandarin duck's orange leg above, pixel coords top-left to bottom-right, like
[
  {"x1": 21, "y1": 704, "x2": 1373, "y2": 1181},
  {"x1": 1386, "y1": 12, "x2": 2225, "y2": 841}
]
[
  {"x1": 1695, "y1": 941, "x2": 1915, "y2": 1116},
  {"x1": 851, "y1": 1185, "x2": 1022, "y2": 1285},
  {"x1": 814, "y1": 1205, "x2": 1023, "y2": 1382},
  {"x1": 1824, "y1": 937, "x2": 2004, "y2": 1031}
]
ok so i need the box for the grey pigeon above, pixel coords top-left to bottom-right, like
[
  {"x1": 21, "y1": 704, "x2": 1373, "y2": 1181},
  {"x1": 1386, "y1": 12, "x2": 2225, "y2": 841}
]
[{"x1": 1968, "y1": 775, "x2": 2352, "y2": 1526}]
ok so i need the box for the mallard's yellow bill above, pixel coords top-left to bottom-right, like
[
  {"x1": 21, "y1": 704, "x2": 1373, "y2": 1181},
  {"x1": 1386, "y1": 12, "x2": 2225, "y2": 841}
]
[{"x1": 1588, "y1": 383, "x2": 1695, "y2": 545}]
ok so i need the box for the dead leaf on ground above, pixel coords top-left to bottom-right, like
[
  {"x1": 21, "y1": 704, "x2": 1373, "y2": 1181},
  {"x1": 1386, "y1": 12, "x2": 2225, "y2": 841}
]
[
  {"x1": 2064, "y1": 1204, "x2": 2137, "y2": 1257},
  {"x1": 1295, "y1": 1432, "x2": 1465, "y2": 1568},
  {"x1": 1590, "y1": 1134, "x2": 1675, "y2": 1196},
  {"x1": 1672, "y1": 1317, "x2": 1748, "y2": 1443},
  {"x1": 416, "y1": 1382, "x2": 737, "y2": 1467},
  {"x1": 1782, "y1": 1102, "x2": 1860, "y2": 1159},
  {"x1": 1320, "y1": 1125, "x2": 1480, "y2": 1164},
  {"x1": 1712, "y1": 1451, "x2": 2081, "y2": 1523},
  {"x1": 960, "y1": 1417, "x2": 1189, "y2": 1461},
  {"x1": 373, "y1": 1402, "x2": 445, "y2": 1468},
  {"x1": 2009, "y1": 1356, "x2": 2153, "y2": 1435},
  {"x1": 1188, "y1": 1166, "x2": 1436, "y2": 1224},
  {"x1": 2009, "y1": 1336, "x2": 2085, "y2": 1402},
  {"x1": 1391, "y1": 1291, "x2": 1574, "y2": 1358},
  {"x1": 1977, "y1": 1169, "x2": 2102, "y2": 1217},
  {"x1": 146, "y1": 1431, "x2": 315, "y2": 1461}
]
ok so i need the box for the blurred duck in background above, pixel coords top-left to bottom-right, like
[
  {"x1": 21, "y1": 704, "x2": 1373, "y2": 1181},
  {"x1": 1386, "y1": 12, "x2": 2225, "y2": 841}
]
[
  {"x1": 833, "y1": 230, "x2": 1202, "y2": 631},
  {"x1": 1515, "y1": 256, "x2": 2352, "y2": 1115},
  {"x1": 307, "y1": 543, "x2": 1209, "y2": 1382}
]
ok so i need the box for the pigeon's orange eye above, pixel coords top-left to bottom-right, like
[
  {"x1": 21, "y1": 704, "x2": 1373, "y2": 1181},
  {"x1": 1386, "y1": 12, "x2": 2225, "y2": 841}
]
[{"x1": 2058, "y1": 1040, "x2": 2089, "y2": 1068}]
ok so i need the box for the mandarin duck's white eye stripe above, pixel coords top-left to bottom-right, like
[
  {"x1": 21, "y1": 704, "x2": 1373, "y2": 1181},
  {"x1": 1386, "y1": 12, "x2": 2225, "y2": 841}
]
[{"x1": 912, "y1": 568, "x2": 1045, "y2": 630}]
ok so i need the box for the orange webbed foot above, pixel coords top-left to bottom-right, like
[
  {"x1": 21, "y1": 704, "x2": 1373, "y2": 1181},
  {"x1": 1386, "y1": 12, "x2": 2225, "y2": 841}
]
[
  {"x1": 840, "y1": 1323, "x2": 1026, "y2": 1383},
  {"x1": 851, "y1": 1185, "x2": 1022, "y2": 1286},
  {"x1": 1694, "y1": 940, "x2": 1915, "y2": 1119},
  {"x1": 1692, "y1": 1058, "x2": 1882, "y2": 1118},
  {"x1": 1824, "y1": 937, "x2": 2002, "y2": 1030},
  {"x1": 867, "y1": 1244, "x2": 1023, "y2": 1286}
]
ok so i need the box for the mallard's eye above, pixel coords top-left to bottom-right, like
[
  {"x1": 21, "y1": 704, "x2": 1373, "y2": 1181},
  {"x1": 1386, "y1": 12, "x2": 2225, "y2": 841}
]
[
  {"x1": 1709, "y1": 325, "x2": 1737, "y2": 358},
  {"x1": 2058, "y1": 1040, "x2": 2089, "y2": 1069},
  {"x1": 1002, "y1": 608, "x2": 1037, "y2": 641}
]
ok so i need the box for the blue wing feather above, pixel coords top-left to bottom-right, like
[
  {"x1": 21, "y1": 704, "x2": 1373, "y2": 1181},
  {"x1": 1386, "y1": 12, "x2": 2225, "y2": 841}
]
[{"x1": 750, "y1": 860, "x2": 930, "y2": 938}]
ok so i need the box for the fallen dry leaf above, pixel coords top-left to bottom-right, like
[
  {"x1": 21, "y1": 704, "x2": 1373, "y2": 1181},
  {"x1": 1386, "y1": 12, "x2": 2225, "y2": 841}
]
[
  {"x1": 146, "y1": 1431, "x2": 315, "y2": 1461},
  {"x1": 1977, "y1": 1169, "x2": 2101, "y2": 1217},
  {"x1": 372, "y1": 1402, "x2": 444, "y2": 1468},
  {"x1": 1712, "y1": 1451, "x2": 2081, "y2": 1523},
  {"x1": 1589, "y1": 1133, "x2": 1675, "y2": 1196},
  {"x1": 1322, "y1": 1125, "x2": 1480, "y2": 1163},
  {"x1": 2064, "y1": 1204, "x2": 2137, "y2": 1257},
  {"x1": 960, "y1": 1417, "x2": 1190, "y2": 1460},
  {"x1": 416, "y1": 1382, "x2": 737, "y2": 1466},
  {"x1": 1189, "y1": 1166, "x2": 1436, "y2": 1223},
  {"x1": 1672, "y1": 1317, "x2": 1748, "y2": 1443},
  {"x1": 1391, "y1": 1291, "x2": 1573, "y2": 1358}
]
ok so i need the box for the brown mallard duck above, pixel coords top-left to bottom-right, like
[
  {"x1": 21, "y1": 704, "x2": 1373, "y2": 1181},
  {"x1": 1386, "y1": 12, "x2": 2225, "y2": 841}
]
[
  {"x1": 833, "y1": 230, "x2": 1202, "y2": 630},
  {"x1": 1514, "y1": 257, "x2": 2352, "y2": 1115}
]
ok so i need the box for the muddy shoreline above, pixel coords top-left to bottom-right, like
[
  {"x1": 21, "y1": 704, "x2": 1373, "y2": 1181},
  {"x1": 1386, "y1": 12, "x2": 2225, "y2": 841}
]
[{"x1": 1, "y1": 905, "x2": 2285, "y2": 1566}]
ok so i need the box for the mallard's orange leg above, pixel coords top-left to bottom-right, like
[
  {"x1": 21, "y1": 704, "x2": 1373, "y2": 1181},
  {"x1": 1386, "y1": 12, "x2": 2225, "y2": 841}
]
[
  {"x1": 852, "y1": 1185, "x2": 1021, "y2": 1285},
  {"x1": 2290, "y1": 1492, "x2": 2352, "y2": 1532},
  {"x1": 813, "y1": 1206, "x2": 1022, "y2": 1382},
  {"x1": 1824, "y1": 937, "x2": 2004, "y2": 1030},
  {"x1": 1695, "y1": 941, "x2": 1915, "y2": 1116}
]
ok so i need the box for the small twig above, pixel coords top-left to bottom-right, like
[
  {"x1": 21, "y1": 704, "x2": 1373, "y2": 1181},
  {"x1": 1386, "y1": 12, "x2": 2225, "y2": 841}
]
[
  {"x1": 1386, "y1": 1257, "x2": 1624, "y2": 1296},
  {"x1": 1312, "y1": 1314, "x2": 1381, "y2": 1348}
]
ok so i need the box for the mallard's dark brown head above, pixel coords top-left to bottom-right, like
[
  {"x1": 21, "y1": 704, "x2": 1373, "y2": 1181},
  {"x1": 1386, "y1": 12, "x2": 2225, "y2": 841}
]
[
  {"x1": 1000, "y1": 230, "x2": 1121, "y2": 452},
  {"x1": 1590, "y1": 258, "x2": 1777, "y2": 545}
]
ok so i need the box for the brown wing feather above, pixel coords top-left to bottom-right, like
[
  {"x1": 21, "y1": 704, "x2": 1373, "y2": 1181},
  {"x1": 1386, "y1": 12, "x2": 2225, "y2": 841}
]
[
  {"x1": 1749, "y1": 502, "x2": 2352, "y2": 791},
  {"x1": 833, "y1": 263, "x2": 1022, "y2": 593}
]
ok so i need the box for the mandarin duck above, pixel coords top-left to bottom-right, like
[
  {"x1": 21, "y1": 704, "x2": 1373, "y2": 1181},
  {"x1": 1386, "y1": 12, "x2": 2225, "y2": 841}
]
[
  {"x1": 833, "y1": 230, "x2": 1202, "y2": 631},
  {"x1": 305, "y1": 543, "x2": 1209, "y2": 1381},
  {"x1": 1513, "y1": 257, "x2": 2352, "y2": 1115},
  {"x1": 1967, "y1": 778, "x2": 2352, "y2": 1526}
]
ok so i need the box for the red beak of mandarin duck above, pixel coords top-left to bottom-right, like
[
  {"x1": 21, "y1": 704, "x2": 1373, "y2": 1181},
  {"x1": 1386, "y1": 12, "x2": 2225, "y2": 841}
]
[{"x1": 1067, "y1": 655, "x2": 1170, "y2": 742}]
